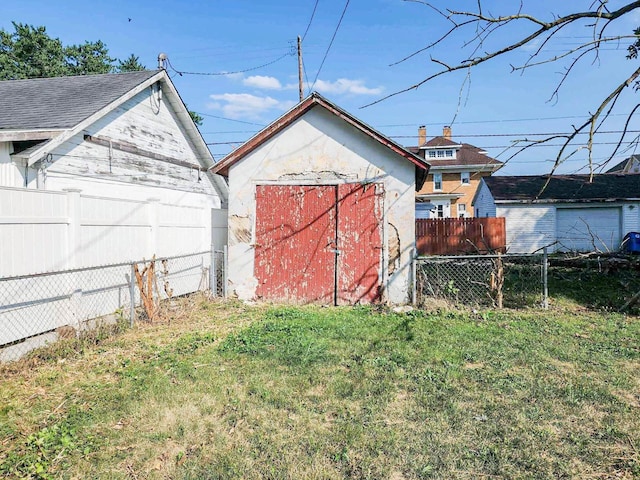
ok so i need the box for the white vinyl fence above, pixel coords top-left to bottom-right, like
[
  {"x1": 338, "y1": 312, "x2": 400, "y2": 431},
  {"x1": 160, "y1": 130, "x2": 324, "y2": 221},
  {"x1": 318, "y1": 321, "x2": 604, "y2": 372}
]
[
  {"x1": 0, "y1": 186, "x2": 215, "y2": 276},
  {"x1": 0, "y1": 186, "x2": 228, "y2": 361}
]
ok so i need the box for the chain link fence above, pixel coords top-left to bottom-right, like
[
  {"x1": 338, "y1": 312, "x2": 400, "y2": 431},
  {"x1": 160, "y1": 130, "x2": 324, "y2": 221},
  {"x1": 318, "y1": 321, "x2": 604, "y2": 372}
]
[
  {"x1": 0, "y1": 249, "x2": 227, "y2": 362},
  {"x1": 415, "y1": 254, "x2": 547, "y2": 309}
]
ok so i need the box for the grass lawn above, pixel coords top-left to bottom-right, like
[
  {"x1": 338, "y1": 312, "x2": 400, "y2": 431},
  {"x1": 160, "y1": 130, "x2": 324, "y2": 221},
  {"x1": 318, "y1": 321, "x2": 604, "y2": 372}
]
[{"x1": 1, "y1": 297, "x2": 639, "y2": 479}]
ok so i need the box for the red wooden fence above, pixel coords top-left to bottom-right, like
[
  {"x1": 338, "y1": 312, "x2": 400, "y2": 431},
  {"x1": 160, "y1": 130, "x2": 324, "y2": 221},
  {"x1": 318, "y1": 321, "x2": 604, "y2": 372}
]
[{"x1": 416, "y1": 217, "x2": 506, "y2": 255}]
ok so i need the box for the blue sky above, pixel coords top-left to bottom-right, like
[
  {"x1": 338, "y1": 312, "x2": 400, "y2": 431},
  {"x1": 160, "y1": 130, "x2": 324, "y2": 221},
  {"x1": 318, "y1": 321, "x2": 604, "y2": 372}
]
[{"x1": 2, "y1": 0, "x2": 640, "y2": 175}]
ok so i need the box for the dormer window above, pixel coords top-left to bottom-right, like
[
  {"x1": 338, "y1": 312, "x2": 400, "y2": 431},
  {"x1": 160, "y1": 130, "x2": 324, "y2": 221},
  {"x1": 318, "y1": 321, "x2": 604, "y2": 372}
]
[{"x1": 426, "y1": 149, "x2": 456, "y2": 159}]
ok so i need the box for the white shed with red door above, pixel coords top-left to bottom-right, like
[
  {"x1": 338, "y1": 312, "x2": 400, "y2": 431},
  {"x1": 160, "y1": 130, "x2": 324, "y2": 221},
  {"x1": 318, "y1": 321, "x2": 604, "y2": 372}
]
[{"x1": 211, "y1": 93, "x2": 429, "y2": 305}]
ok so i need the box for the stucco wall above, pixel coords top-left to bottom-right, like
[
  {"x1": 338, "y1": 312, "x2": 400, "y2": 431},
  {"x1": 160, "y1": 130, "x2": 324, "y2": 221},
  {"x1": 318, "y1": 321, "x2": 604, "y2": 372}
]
[{"x1": 227, "y1": 106, "x2": 417, "y2": 304}]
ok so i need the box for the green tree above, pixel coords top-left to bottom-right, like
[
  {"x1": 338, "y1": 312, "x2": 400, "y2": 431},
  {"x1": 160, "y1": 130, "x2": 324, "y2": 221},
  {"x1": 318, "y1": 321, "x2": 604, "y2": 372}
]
[
  {"x1": 188, "y1": 110, "x2": 204, "y2": 127},
  {"x1": 117, "y1": 54, "x2": 146, "y2": 73},
  {"x1": 0, "y1": 22, "x2": 205, "y2": 128},
  {"x1": 0, "y1": 22, "x2": 115, "y2": 79}
]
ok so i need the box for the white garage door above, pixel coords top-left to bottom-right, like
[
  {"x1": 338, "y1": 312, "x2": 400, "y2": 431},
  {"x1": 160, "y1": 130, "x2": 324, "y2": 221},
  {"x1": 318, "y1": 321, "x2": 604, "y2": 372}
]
[{"x1": 556, "y1": 207, "x2": 621, "y2": 252}]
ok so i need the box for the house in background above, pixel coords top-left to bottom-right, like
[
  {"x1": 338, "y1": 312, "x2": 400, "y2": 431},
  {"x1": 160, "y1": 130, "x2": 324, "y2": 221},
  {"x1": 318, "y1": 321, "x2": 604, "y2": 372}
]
[
  {"x1": 474, "y1": 174, "x2": 640, "y2": 253},
  {"x1": 607, "y1": 155, "x2": 640, "y2": 174},
  {"x1": 211, "y1": 93, "x2": 430, "y2": 305},
  {"x1": 408, "y1": 126, "x2": 502, "y2": 219}
]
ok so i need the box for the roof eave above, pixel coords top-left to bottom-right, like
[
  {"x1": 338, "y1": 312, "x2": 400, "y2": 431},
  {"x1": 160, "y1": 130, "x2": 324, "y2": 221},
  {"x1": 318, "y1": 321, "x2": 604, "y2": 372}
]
[
  {"x1": 0, "y1": 129, "x2": 64, "y2": 143},
  {"x1": 156, "y1": 74, "x2": 228, "y2": 202},
  {"x1": 429, "y1": 163, "x2": 502, "y2": 172}
]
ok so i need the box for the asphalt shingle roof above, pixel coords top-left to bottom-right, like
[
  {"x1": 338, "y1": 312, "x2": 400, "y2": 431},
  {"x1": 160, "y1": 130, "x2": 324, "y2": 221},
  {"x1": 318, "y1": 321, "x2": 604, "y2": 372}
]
[
  {"x1": 484, "y1": 174, "x2": 640, "y2": 202},
  {"x1": 606, "y1": 154, "x2": 640, "y2": 173},
  {"x1": 0, "y1": 70, "x2": 160, "y2": 131}
]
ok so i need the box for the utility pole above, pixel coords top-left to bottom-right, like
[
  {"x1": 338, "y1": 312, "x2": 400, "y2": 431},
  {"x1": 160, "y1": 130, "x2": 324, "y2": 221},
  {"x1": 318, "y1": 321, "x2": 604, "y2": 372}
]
[{"x1": 297, "y1": 36, "x2": 304, "y2": 101}]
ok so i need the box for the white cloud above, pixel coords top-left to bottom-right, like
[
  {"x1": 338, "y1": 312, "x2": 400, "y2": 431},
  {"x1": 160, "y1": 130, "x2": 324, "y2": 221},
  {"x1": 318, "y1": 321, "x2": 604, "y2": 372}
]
[
  {"x1": 208, "y1": 93, "x2": 295, "y2": 119},
  {"x1": 243, "y1": 75, "x2": 282, "y2": 90},
  {"x1": 311, "y1": 78, "x2": 383, "y2": 95},
  {"x1": 220, "y1": 72, "x2": 244, "y2": 80}
]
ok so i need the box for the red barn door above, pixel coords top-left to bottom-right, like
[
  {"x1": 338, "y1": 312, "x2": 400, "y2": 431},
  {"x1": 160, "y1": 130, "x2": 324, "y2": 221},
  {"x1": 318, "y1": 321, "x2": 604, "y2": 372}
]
[
  {"x1": 254, "y1": 183, "x2": 383, "y2": 305},
  {"x1": 336, "y1": 183, "x2": 384, "y2": 305}
]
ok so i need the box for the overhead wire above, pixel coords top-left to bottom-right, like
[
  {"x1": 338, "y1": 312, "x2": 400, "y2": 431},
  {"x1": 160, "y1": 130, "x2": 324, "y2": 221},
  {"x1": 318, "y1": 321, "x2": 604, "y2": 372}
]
[
  {"x1": 311, "y1": 0, "x2": 350, "y2": 90},
  {"x1": 166, "y1": 51, "x2": 293, "y2": 77},
  {"x1": 302, "y1": 0, "x2": 320, "y2": 41}
]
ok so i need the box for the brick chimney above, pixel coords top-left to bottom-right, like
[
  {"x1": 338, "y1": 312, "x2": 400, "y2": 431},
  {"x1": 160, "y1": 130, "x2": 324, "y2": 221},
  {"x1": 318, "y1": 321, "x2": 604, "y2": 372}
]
[
  {"x1": 443, "y1": 125, "x2": 452, "y2": 140},
  {"x1": 418, "y1": 125, "x2": 426, "y2": 145}
]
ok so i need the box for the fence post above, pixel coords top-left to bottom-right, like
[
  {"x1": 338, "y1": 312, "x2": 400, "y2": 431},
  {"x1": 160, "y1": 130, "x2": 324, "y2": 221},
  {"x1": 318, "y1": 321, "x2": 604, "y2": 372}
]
[
  {"x1": 223, "y1": 245, "x2": 228, "y2": 298},
  {"x1": 542, "y1": 247, "x2": 549, "y2": 309},
  {"x1": 411, "y1": 248, "x2": 417, "y2": 306},
  {"x1": 129, "y1": 262, "x2": 136, "y2": 327},
  {"x1": 210, "y1": 247, "x2": 217, "y2": 297},
  {"x1": 63, "y1": 188, "x2": 82, "y2": 270}
]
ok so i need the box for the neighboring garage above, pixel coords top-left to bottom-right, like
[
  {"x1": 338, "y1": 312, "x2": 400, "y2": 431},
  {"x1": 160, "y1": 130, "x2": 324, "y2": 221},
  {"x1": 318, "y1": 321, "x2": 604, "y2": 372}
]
[
  {"x1": 473, "y1": 174, "x2": 640, "y2": 253},
  {"x1": 556, "y1": 206, "x2": 622, "y2": 252},
  {"x1": 210, "y1": 93, "x2": 430, "y2": 305}
]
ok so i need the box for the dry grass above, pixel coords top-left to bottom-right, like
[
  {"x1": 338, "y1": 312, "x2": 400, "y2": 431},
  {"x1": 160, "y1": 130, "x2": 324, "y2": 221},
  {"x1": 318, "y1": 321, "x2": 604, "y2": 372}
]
[{"x1": 1, "y1": 296, "x2": 639, "y2": 479}]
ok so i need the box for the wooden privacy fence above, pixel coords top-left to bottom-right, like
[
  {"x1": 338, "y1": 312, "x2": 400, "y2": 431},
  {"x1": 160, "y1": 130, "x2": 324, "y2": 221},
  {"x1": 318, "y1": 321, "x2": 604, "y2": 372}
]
[{"x1": 416, "y1": 217, "x2": 506, "y2": 255}]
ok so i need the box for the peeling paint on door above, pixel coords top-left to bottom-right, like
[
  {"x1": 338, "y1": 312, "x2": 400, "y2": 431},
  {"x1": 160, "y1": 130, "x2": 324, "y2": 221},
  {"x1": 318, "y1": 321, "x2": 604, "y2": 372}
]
[{"x1": 254, "y1": 183, "x2": 383, "y2": 305}]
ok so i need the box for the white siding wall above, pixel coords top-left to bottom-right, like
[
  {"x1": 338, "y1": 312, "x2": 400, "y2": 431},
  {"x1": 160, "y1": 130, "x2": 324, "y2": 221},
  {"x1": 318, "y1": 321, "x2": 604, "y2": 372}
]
[
  {"x1": 0, "y1": 142, "x2": 22, "y2": 188},
  {"x1": 227, "y1": 107, "x2": 417, "y2": 304},
  {"x1": 473, "y1": 181, "x2": 497, "y2": 218},
  {"x1": 497, "y1": 204, "x2": 556, "y2": 253},
  {"x1": 622, "y1": 202, "x2": 640, "y2": 235},
  {"x1": 28, "y1": 87, "x2": 222, "y2": 207}
]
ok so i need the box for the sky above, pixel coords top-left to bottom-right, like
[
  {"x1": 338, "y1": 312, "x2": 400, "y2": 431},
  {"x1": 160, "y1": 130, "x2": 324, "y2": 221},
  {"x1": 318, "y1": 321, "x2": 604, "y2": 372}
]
[{"x1": 2, "y1": 0, "x2": 640, "y2": 175}]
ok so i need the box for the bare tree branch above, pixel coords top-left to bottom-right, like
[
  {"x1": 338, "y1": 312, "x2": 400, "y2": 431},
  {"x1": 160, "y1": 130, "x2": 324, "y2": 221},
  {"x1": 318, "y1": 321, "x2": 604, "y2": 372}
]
[{"x1": 365, "y1": 1, "x2": 640, "y2": 179}]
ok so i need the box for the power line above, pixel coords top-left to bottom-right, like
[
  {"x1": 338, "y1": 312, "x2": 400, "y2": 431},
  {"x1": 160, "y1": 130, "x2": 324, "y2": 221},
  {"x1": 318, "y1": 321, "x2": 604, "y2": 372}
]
[
  {"x1": 374, "y1": 113, "x2": 631, "y2": 129},
  {"x1": 166, "y1": 51, "x2": 293, "y2": 77},
  {"x1": 389, "y1": 130, "x2": 640, "y2": 139},
  {"x1": 311, "y1": 0, "x2": 350, "y2": 90},
  {"x1": 194, "y1": 112, "x2": 266, "y2": 126},
  {"x1": 302, "y1": 0, "x2": 320, "y2": 41}
]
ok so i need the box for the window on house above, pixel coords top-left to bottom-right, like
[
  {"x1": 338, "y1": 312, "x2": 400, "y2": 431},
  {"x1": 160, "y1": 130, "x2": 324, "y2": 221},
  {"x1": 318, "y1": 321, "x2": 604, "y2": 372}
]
[
  {"x1": 461, "y1": 172, "x2": 470, "y2": 185},
  {"x1": 428, "y1": 150, "x2": 436, "y2": 158},
  {"x1": 433, "y1": 173, "x2": 442, "y2": 190},
  {"x1": 436, "y1": 205, "x2": 444, "y2": 218},
  {"x1": 458, "y1": 204, "x2": 466, "y2": 218},
  {"x1": 437, "y1": 150, "x2": 445, "y2": 158},
  {"x1": 445, "y1": 149, "x2": 453, "y2": 157}
]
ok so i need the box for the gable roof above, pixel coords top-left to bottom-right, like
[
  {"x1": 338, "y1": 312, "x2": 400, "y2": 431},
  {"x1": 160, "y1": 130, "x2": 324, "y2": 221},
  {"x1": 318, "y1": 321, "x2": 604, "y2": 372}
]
[
  {"x1": 424, "y1": 136, "x2": 459, "y2": 148},
  {"x1": 209, "y1": 92, "x2": 430, "y2": 177},
  {"x1": 482, "y1": 174, "x2": 640, "y2": 203},
  {"x1": 606, "y1": 155, "x2": 640, "y2": 174},
  {"x1": 0, "y1": 70, "x2": 228, "y2": 201},
  {"x1": 0, "y1": 70, "x2": 160, "y2": 131}
]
